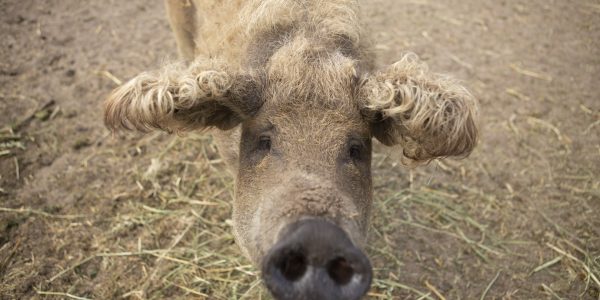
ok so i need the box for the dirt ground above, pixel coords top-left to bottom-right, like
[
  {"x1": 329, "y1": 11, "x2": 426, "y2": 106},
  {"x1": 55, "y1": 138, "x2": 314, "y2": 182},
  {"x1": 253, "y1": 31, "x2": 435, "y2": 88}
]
[{"x1": 1, "y1": 0, "x2": 599, "y2": 299}]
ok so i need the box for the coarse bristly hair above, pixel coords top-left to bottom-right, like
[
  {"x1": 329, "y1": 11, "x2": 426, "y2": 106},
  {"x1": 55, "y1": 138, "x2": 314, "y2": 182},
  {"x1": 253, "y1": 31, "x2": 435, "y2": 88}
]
[
  {"x1": 360, "y1": 53, "x2": 479, "y2": 166},
  {"x1": 104, "y1": 58, "x2": 261, "y2": 133}
]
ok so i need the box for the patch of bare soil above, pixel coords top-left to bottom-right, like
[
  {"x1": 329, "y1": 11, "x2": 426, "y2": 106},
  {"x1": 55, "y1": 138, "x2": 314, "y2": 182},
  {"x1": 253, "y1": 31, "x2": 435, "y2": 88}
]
[{"x1": 1, "y1": 0, "x2": 598, "y2": 299}]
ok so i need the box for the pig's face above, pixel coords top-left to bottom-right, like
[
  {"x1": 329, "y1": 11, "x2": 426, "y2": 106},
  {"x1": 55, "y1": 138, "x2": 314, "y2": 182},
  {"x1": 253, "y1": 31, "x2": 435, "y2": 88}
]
[
  {"x1": 234, "y1": 104, "x2": 372, "y2": 260},
  {"x1": 233, "y1": 47, "x2": 373, "y2": 264},
  {"x1": 225, "y1": 48, "x2": 377, "y2": 299},
  {"x1": 235, "y1": 105, "x2": 375, "y2": 299},
  {"x1": 104, "y1": 50, "x2": 478, "y2": 300}
]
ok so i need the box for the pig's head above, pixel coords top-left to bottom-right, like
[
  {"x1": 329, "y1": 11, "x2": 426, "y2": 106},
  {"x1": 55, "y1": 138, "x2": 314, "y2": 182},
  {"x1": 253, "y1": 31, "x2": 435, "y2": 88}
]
[{"x1": 104, "y1": 47, "x2": 477, "y2": 299}]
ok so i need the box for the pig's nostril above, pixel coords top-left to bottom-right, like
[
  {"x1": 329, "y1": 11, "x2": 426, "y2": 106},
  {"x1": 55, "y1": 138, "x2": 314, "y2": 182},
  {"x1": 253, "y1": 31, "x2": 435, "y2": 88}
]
[
  {"x1": 262, "y1": 219, "x2": 373, "y2": 300},
  {"x1": 277, "y1": 249, "x2": 307, "y2": 281},
  {"x1": 327, "y1": 256, "x2": 354, "y2": 285}
]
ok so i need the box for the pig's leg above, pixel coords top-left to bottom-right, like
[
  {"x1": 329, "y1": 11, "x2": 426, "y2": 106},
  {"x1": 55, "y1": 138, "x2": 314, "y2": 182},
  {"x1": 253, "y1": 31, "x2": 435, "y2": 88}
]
[{"x1": 165, "y1": 0, "x2": 201, "y2": 61}]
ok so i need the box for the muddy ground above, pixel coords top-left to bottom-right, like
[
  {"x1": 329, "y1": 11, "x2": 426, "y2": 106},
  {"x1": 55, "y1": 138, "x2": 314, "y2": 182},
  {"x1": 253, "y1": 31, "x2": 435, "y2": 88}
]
[{"x1": 1, "y1": 0, "x2": 599, "y2": 299}]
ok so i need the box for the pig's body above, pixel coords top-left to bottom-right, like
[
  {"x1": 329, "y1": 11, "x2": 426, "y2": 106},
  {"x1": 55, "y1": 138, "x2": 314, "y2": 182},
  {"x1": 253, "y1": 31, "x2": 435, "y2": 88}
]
[{"x1": 105, "y1": 1, "x2": 479, "y2": 299}]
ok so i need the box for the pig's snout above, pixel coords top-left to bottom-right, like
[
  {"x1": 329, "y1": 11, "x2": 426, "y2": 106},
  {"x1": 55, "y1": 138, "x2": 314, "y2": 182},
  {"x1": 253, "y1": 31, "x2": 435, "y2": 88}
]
[{"x1": 261, "y1": 219, "x2": 372, "y2": 300}]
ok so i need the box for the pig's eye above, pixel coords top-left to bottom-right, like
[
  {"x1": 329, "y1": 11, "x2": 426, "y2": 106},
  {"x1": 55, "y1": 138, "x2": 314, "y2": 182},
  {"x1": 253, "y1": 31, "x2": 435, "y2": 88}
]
[
  {"x1": 349, "y1": 144, "x2": 362, "y2": 161},
  {"x1": 258, "y1": 136, "x2": 272, "y2": 152}
]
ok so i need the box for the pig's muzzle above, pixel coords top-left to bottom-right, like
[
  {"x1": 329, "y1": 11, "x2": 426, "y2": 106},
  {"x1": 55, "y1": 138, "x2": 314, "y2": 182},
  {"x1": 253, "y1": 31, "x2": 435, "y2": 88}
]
[{"x1": 261, "y1": 218, "x2": 372, "y2": 300}]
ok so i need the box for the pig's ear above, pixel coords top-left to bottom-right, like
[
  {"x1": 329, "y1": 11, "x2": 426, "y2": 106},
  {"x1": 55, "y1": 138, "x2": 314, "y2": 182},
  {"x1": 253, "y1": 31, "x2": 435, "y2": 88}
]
[
  {"x1": 104, "y1": 59, "x2": 262, "y2": 133},
  {"x1": 359, "y1": 53, "x2": 478, "y2": 165}
]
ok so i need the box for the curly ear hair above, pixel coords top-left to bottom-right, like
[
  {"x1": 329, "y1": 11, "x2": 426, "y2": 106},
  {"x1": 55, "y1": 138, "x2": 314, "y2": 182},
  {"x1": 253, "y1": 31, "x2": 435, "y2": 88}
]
[
  {"x1": 104, "y1": 59, "x2": 262, "y2": 133},
  {"x1": 360, "y1": 53, "x2": 478, "y2": 165}
]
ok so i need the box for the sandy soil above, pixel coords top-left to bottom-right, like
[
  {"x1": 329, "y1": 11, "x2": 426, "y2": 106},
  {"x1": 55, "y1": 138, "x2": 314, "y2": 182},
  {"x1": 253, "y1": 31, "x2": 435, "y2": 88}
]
[{"x1": 1, "y1": 0, "x2": 599, "y2": 299}]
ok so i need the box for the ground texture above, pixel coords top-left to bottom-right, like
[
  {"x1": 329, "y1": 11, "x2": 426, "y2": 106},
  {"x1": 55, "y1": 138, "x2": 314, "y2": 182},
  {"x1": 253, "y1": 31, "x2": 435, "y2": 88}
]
[{"x1": 1, "y1": 0, "x2": 599, "y2": 299}]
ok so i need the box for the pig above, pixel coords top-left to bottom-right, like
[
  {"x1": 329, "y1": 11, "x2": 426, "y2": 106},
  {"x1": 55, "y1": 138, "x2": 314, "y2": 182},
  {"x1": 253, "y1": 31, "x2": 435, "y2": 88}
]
[{"x1": 104, "y1": 0, "x2": 478, "y2": 299}]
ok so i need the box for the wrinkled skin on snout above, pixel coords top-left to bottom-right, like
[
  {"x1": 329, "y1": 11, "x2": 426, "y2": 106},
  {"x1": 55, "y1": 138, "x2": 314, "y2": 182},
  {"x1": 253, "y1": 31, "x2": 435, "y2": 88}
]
[{"x1": 104, "y1": 40, "x2": 478, "y2": 299}]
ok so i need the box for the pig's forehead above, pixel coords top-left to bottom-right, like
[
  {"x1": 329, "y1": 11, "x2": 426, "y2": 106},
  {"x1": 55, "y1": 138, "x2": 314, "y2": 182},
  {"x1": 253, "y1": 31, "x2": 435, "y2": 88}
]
[
  {"x1": 260, "y1": 62, "x2": 360, "y2": 116},
  {"x1": 253, "y1": 105, "x2": 369, "y2": 140},
  {"x1": 263, "y1": 38, "x2": 359, "y2": 109}
]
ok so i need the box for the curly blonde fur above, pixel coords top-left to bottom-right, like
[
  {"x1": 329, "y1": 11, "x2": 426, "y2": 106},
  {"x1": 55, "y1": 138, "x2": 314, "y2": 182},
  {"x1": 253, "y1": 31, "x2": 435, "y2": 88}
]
[
  {"x1": 104, "y1": 59, "x2": 259, "y2": 133},
  {"x1": 360, "y1": 53, "x2": 478, "y2": 165}
]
